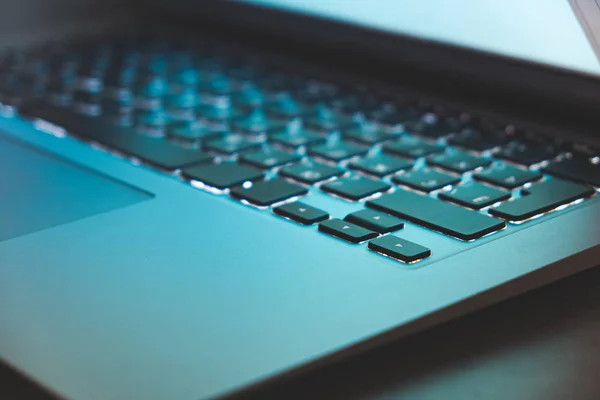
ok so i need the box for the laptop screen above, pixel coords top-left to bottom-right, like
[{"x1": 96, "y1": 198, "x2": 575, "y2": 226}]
[{"x1": 237, "y1": 0, "x2": 600, "y2": 75}]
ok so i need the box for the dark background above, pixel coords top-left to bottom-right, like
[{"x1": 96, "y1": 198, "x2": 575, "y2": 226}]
[{"x1": 3, "y1": 263, "x2": 600, "y2": 400}]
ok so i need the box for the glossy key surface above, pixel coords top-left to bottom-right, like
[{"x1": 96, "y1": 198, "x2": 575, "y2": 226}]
[
  {"x1": 438, "y1": 182, "x2": 511, "y2": 209},
  {"x1": 279, "y1": 162, "x2": 344, "y2": 185},
  {"x1": 428, "y1": 151, "x2": 492, "y2": 173},
  {"x1": 321, "y1": 175, "x2": 391, "y2": 201},
  {"x1": 368, "y1": 235, "x2": 431, "y2": 263},
  {"x1": 544, "y1": 157, "x2": 600, "y2": 187},
  {"x1": 308, "y1": 141, "x2": 368, "y2": 163},
  {"x1": 367, "y1": 190, "x2": 506, "y2": 241},
  {"x1": 344, "y1": 209, "x2": 404, "y2": 233},
  {"x1": 230, "y1": 178, "x2": 308, "y2": 206},
  {"x1": 474, "y1": 163, "x2": 542, "y2": 189},
  {"x1": 489, "y1": 178, "x2": 595, "y2": 222},
  {"x1": 318, "y1": 219, "x2": 378, "y2": 244},
  {"x1": 182, "y1": 163, "x2": 264, "y2": 190},
  {"x1": 239, "y1": 147, "x2": 300, "y2": 169},
  {"x1": 392, "y1": 168, "x2": 460, "y2": 193},
  {"x1": 383, "y1": 136, "x2": 444, "y2": 158},
  {"x1": 273, "y1": 201, "x2": 329, "y2": 225},
  {"x1": 349, "y1": 154, "x2": 413, "y2": 178}
]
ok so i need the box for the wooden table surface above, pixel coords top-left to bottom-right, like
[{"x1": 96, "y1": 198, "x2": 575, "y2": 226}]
[{"x1": 3, "y1": 264, "x2": 600, "y2": 400}]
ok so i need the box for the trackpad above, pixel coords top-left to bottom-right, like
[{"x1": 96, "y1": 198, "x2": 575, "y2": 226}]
[{"x1": 0, "y1": 135, "x2": 152, "y2": 242}]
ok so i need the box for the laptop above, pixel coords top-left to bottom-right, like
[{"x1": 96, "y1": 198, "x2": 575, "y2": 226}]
[{"x1": 1, "y1": 0, "x2": 599, "y2": 399}]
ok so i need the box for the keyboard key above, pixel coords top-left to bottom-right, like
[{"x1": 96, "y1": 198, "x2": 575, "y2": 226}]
[
  {"x1": 497, "y1": 142, "x2": 559, "y2": 166},
  {"x1": 383, "y1": 136, "x2": 444, "y2": 158},
  {"x1": 544, "y1": 157, "x2": 600, "y2": 187},
  {"x1": 404, "y1": 112, "x2": 457, "y2": 139},
  {"x1": 239, "y1": 147, "x2": 300, "y2": 169},
  {"x1": 279, "y1": 161, "x2": 345, "y2": 184},
  {"x1": 230, "y1": 178, "x2": 308, "y2": 207},
  {"x1": 273, "y1": 201, "x2": 329, "y2": 225},
  {"x1": 321, "y1": 175, "x2": 391, "y2": 201},
  {"x1": 438, "y1": 181, "x2": 511, "y2": 209},
  {"x1": 21, "y1": 102, "x2": 212, "y2": 170},
  {"x1": 349, "y1": 154, "x2": 413, "y2": 178},
  {"x1": 342, "y1": 121, "x2": 401, "y2": 145},
  {"x1": 267, "y1": 93, "x2": 307, "y2": 120},
  {"x1": 474, "y1": 164, "x2": 542, "y2": 189},
  {"x1": 232, "y1": 108, "x2": 279, "y2": 135},
  {"x1": 204, "y1": 134, "x2": 263, "y2": 155},
  {"x1": 270, "y1": 127, "x2": 326, "y2": 149},
  {"x1": 427, "y1": 151, "x2": 492, "y2": 173},
  {"x1": 367, "y1": 190, "x2": 506, "y2": 241},
  {"x1": 182, "y1": 162, "x2": 264, "y2": 190},
  {"x1": 167, "y1": 121, "x2": 224, "y2": 143},
  {"x1": 368, "y1": 235, "x2": 431, "y2": 263},
  {"x1": 309, "y1": 141, "x2": 368, "y2": 163},
  {"x1": 392, "y1": 168, "x2": 460, "y2": 193},
  {"x1": 318, "y1": 218, "x2": 378, "y2": 244},
  {"x1": 489, "y1": 178, "x2": 595, "y2": 222},
  {"x1": 304, "y1": 103, "x2": 354, "y2": 131},
  {"x1": 448, "y1": 128, "x2": 511, "y2": 152},
  {"x1": 345, "y1": 209, "x2": 404, "y2": 233}
]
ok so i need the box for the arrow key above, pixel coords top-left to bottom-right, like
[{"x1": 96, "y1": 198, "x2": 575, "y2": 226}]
[
  {"x1": 274, "y1": 201, "x2": 330, "y2": 225},
  {"x1": 368, "y1": 235, "x2": 431, "y2": 263},
  {"x1": 319, "y1": 219, "x2": 378, "y2": 244},
  {"x1": 345, "y1": 209, "x2": 404, "y2": 233}
]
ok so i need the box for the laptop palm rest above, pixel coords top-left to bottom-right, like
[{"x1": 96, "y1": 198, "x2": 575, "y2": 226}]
[{"x1": 0, "y1": 134, "x2": 152, "y2": 242}]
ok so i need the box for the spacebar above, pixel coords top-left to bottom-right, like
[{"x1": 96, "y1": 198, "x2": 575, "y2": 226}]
[
  {"x1": 366, "y1": 190, "x2": 506, "y2": 241},
  {"x1": 20, "y1": 101, "x2": 212, "y2": 171}
]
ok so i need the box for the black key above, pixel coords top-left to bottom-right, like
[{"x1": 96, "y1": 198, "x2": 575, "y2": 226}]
[
  {"x1": 474, "y1": 164, "x2": 542, "y2": 189},
  {"x1": 308, "y1": 141, "x2": 368, "y2": 163},
  {"x1": 438, "y1": 181, "x2": 511, "y2": 209},
  {"x1": 489, "y1": 178, "x2": 595, "y2": 222},
  {"x1": 239, "y1": 147, "x2": 300, "y2": 169},
  {"x1": 267, "y1": 93, "x2": 307, "y2": 120},
  {"x1": 448, "y1": 128, "x2": 511, "y2": 152},
  {"x1": 345, "y1": 209, "x2": 404, "y2": 233},
  {"x1": 279, "y1": 161, "x2": 344, "y2": 184},
  {"x1": 204, "y1": 134, "x2": 263, "y2": 155},
  {"x1": 428, "y1": 151, "x2": 492, "y2": 173},
  {"x1": 404, "y1": 112, "x2": 456, "y2": 139},
  {"x1": 368, "y1": 235, "x2": 431, "y2": 263},
  {"x1": 273, "y1": 201, "x2": 329, "y2": 225},
  {"x1": 367, "y1": 190, "x2": 506, "y2": 241},
  {"x1": 304, "y1": 103, "x2": 354, "y2": 131},
  {"x1": 20, "y1": 101, "x2": 212, "y2": 170},
  {"x1": 230, "y1": 178, "x2": 308, "y2": 207},
  {"x1": 182, "y1": 162, "x2": 264, "y2": 190},
  {"x1": 368, "y1": 106, "x2": 419, "y2": 130},
  {"x1": 232, "y1": 108, "x2": 280, "y2": 135},
  {"x1": 167, "y1": 121, "x2": 225, "y2": 143},
  {"x1": 341, "y1": 122, "x2": 401, "y2": 145},
  {"x1": 383, "y1": 135, "x2": 444, "y2": 158},
  {"x1": 318, "y1": 219, "x2": 378, "y2": 244},
  {"x1": 392, "y1": 168, "x2": 460, "y2": 193},
  {"x1": 270, "y1": 128, "x2": 326, "y2": 149},
  {"x1": 349, "y1": 154, "x2": 413, "y2": 178},
  {"x1": 321, "y1": 176, "x2": 391, "y2": 201},
  {"x1": 497, "y1": 142, "x2": 559, "y2": 166},
  {"x1": 544, "y1": 157, "x2": 600, "y2": 187}
]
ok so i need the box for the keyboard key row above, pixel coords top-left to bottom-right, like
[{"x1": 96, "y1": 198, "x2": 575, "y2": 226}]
[{"x1": 22, "y1": 101, "x2": 213, "y2": 170}]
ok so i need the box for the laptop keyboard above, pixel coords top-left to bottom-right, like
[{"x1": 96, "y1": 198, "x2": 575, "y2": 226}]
[{"x1": 1, "y1": 35, "x2": 598, "y2": 264}]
